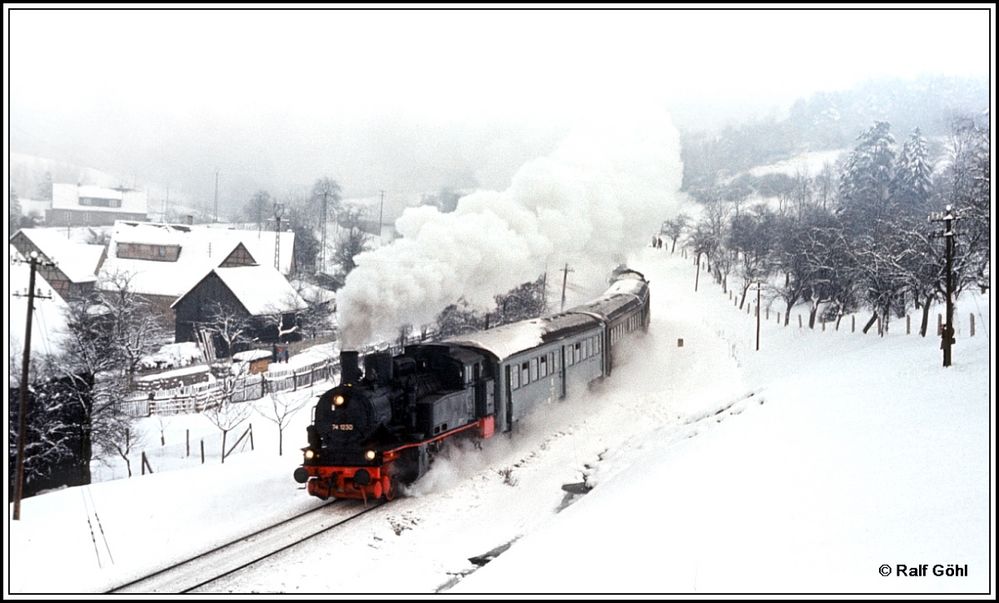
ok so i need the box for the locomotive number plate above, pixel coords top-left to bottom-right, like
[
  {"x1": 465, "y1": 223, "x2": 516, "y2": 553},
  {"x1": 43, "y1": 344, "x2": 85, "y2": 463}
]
[{"x1": 331, "y1": 423, "x2": 354, "y2": 431}]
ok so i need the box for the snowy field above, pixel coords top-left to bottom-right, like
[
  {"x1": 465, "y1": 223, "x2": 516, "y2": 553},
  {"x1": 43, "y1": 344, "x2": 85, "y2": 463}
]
[{"x1": 6, "y1": 247, "x2": 992, "y2": 596}]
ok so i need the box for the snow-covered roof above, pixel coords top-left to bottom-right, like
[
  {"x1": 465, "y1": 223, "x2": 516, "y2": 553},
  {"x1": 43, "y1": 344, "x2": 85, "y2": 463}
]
[
  {"x1": 211, "y1": 265, "x2": 307, "y2": 316},
  {"x1": 14, "y1": 228, "x2": 104, "y2": 283},
  {"x1": 446, "y1": 313, "x2": 599, "y2": 362},
  {"x1": 98, "y1": 221, "x2": 295, "y2": 298},
  {"x1": 233, "y1": 349, "x2": 273, "y2": 362},
  {"x1": 52, "y1": 183, "x2": 147, "y2": 214}
]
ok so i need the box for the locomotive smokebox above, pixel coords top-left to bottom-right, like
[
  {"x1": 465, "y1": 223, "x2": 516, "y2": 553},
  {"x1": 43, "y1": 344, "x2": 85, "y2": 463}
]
[{"x1": 340, "y1": 351, "x2": 362, "y2": 385}]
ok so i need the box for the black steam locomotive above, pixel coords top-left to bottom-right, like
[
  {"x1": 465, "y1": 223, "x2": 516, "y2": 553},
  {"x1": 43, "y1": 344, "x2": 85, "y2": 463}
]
[{"x1": 293, "y1": 267, "x2": 650, "y2": 501}]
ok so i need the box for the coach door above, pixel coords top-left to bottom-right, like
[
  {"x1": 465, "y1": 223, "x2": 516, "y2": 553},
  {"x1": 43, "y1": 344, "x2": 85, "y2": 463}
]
[{"x1": 559, "y1": 346, "x2": 567, "y2": 399}]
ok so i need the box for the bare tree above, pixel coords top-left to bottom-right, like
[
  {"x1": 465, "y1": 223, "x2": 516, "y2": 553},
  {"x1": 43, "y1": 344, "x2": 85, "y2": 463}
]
[
  {"x1": 205, "y1": 300, "x2": 254, "y2": 362},
  {"x1": 104, "y1": 420, "x2": 143, "y2": 478},
  {"x1": 243, "y1": 190, "x2": 273, "y2": 231},
  {"x1": 203, "y1": 365, "x2": 254, "y2": 464},
  {"x1": 661, "y1": 213, "x2": 690, "y2": 254},
  {"x1": 259, "y1": 390, "x2": 311, "y2": 456},
  {"x1": 96, "y1": 271, "x2": 169, "y2": 385},
  {"x1": 333, "y1": 207, "x2": 371, "y2": 278}
]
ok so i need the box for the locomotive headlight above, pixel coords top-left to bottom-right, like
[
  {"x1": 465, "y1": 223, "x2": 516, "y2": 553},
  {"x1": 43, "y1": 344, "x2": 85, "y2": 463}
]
[
  {"x1": 365, "y1": 450, "x2": 377, "y2": 461},
  {"x1": 304, "y1": 449, "x2": 316, "y2": 460},
  {"x1": 333, "y1": 394, "x2": 345, "y2": 407}
]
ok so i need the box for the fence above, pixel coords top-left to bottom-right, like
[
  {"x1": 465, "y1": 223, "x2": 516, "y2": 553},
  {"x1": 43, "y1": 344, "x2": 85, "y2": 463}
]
[
  {"x1": 120, "y1": 332, "x2": 440, "y2": 418},
  {"x1": 93, "y1": 423, "x2": 256, "y2": 482}
]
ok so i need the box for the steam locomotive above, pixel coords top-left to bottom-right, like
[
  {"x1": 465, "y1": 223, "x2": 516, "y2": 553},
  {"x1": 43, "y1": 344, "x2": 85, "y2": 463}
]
[{"x1": 293, "y1": 267, "x2": 650, "y2": 501}]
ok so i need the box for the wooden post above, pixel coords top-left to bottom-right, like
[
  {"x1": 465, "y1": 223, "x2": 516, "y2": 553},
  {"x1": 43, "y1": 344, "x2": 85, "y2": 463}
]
[
  {"x1": 822, "y1": 320, "x2": 825, "y2": 332},
  {"x1": 970, "y1": 313, "x2": 975, "y2": 337},
  {"x1": 798, "y1": 314, "x2": 802, "y2": 328},
  {"x1": 141, "y1": 451, "x2": 153, "y2": 475},
  {"x1": 906, "y1": 315, "x2": 911, "y2": 335},
  {"x1": 200, "y1": 439, "x2": 205, "y2": 464},
  {"x1": 766, "y1": 308, "x2": 769, "y2": 320},
  {"x1": 186, "y1": 429, "x2": 190, "y2": 457},
  {"x1": 249, "y1": 424, "x2": 254, "y2": 451},
  {"x1": 851, "y1": 316, "x2": 855, "y2": 333}
]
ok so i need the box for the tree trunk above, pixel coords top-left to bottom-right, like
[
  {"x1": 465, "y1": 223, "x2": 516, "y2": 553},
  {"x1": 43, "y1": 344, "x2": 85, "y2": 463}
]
[
  {"x1": 808, "y1": 303, "x2": 818, "y2": 329},
  {"x1": 862, "y1": 312, "x2": 878, "y2": 334},
  {"x1": 221, "y1": 429, "x2": 228, "y2": 464},
  {"x1": 919, "y1": 294, "x2": 932, "y2": 337},
  {"x1": 739, "y1": 282, "x2": 750, "y2": 310},
  {"x1": 671, "y1": 237, "x2": 678, "y2": 253}
]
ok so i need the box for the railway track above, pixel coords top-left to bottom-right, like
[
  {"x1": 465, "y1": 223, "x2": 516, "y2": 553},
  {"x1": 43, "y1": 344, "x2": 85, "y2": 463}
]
[{"x1": 107, "y1": 499, "x2": 384, "y2": 593}]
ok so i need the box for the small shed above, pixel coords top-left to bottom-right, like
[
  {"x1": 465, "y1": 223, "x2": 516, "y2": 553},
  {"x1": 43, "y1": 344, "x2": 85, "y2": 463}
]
[{"x1": 233, "y1": 349, "x2": 273, "y2": 375}]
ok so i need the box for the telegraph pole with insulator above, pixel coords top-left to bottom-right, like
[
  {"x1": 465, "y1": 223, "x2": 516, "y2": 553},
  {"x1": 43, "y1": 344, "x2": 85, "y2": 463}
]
[
  {"x1": 12, "y1": 251, "x2": 56, "y2": 520},
  {"x1": 929, "y1": 204, "x2": 958, "y2": 367}
]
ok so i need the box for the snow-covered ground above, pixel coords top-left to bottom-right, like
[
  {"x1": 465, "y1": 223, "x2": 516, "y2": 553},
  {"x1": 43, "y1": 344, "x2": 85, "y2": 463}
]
[
  {"x1": 747, "y1": 148, "x2": 844, "y2": 179},
  {"x1": 6, "y1": 247, "x2": 992, "y2": 595}
]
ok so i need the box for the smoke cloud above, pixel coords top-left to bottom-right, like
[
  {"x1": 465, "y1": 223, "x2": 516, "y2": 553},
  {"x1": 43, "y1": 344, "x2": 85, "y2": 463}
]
[{"x1": 338, "y1": 103, "x2": 684, "y2": 348}]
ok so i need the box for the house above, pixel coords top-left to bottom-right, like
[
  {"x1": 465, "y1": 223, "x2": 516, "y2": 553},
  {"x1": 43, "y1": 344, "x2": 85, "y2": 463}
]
[
  {"x1": 171, "y1": 264, "x2": 308, "y2": 355},
  {"x1": 97, "y1": 220, "x2": 296, "y2": 329},
  {"x1": 9, "y1": 229, "x2": 107, "y2": 301},
  {"x1": 48, "y1": 183, "x2": 148, "y2": 226}
]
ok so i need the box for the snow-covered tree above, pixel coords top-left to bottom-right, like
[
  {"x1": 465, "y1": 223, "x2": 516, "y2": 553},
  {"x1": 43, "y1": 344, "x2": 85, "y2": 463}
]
[
  {"x1": 728, "y1": 206, "x2": 776, "y2": 309},
  {"x1": 495, "y1": 275, "x2": 547, "y2": 326},
  {"x1": 333, "y1": 207, "x2": 371, "y2": 278},
  {"x1": 839, "y1": 121, "x2": 897, "y2": 235},
  {"x1": 661, "y1": 213, "x2": 690, "y2": 254},
  {"x1": 435, "y1": 299, "x2": 485, "y2": 338},
  {"x1": 95, "y1": 272, "x2": 170, "y2": 384},
  {"x1": 8, "y1": 355, "x2": 82, "y2": 494},
  {"x1": 893, "y1": 128, "x2": 933, "y2": 210}
]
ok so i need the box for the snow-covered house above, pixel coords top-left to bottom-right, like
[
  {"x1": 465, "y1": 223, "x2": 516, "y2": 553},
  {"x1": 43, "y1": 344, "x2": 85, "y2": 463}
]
[
  {"x1": 171, "y1": 264, "x2": 308, "y2": 354},
  {"x1": 9, "y1": 228, "x2": 107, "y2": 301},
  {"x1": 48, "y1": 183, "x2": 148, "y2": 226},
  {"x1": 97, "y1": 220, "x2": 296, "y2": 329}
]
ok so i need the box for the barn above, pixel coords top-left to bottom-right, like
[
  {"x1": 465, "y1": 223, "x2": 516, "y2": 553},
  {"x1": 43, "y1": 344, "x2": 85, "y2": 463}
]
[{"x1": 171, "y1": 264, "x2": 308, "y2": 357}]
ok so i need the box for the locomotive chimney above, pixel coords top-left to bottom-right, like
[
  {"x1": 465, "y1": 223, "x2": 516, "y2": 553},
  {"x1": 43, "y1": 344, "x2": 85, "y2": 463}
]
[{"x1": 340, "y1": 351, "x2": 362, "y2": 385}]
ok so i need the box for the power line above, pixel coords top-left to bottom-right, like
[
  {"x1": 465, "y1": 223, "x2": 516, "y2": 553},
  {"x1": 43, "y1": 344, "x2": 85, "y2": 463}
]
[{"x1": 12, "y1": 251, "x2": 56, "y2": 520}]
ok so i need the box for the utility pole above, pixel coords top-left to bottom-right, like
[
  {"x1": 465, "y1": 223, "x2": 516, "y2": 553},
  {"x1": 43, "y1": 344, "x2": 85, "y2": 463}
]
[
  {"x1": 12, "y1": 251, "x2": 55, "y2": 520},
  {"x1": 273, "y1": 203, "x2": 284, "y2": 271},
  {"x1": 755, "y1": 282, "x2": 762, "y2": 351},
  {"x1": 560, "y1": 263, "x2": 574, "y2": 312},
  {"x1": 214, "y1": 170, "x2": 220, "y2": 223},
  {"x1": 320, "y1": 192, "x2": 328, "y2": 274},
  {"x1": 929, "y1": 205, "x2": 958, "y2": 367},
  {"x1": 379, "y1": 190, "x2": 385, "y2": 244}
]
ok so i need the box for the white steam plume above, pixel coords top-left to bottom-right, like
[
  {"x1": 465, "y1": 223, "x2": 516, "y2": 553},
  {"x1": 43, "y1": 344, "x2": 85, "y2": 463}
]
[{"x1": 339, "y1": 104, "x2": 684, "y2": 348}]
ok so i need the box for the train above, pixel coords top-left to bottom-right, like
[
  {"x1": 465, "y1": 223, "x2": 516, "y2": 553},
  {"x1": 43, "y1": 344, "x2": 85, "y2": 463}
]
[{"x1": 293, "y1": 266, "x2": 651, "y2": 501}]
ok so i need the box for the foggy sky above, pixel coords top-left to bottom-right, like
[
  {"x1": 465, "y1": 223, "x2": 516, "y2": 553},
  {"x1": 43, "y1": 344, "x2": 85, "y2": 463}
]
[{"x1": 8, "y1": 7, "x2": 991, "y2": 214}]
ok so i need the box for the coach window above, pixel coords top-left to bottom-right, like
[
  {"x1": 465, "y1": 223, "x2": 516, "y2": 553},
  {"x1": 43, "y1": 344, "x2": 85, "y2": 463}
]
[
  {"x1": 522, "y1": 362, "x2": 530, "y2": 384},
  {"x1": 549, "y1": 352, "x2": 555, "y2": 371},
  {"x1": 530, "y1": 358, "x2": 539, "y2": 381},
  {"x1": 541, "y1": 356, "x2": 548, "y2": 378},
  {"x1": 566, "y1": 346, "x2": 574, "y2": 367},
  {"x1": 596, "y1": 336, "x2": 601, "y2": 353},
  {"x1": 511, "y1": 364, "x2": 520, "y2": 390},
  {"x1": 574, "y1": 343, "x2": 581, "y2": 363}
]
